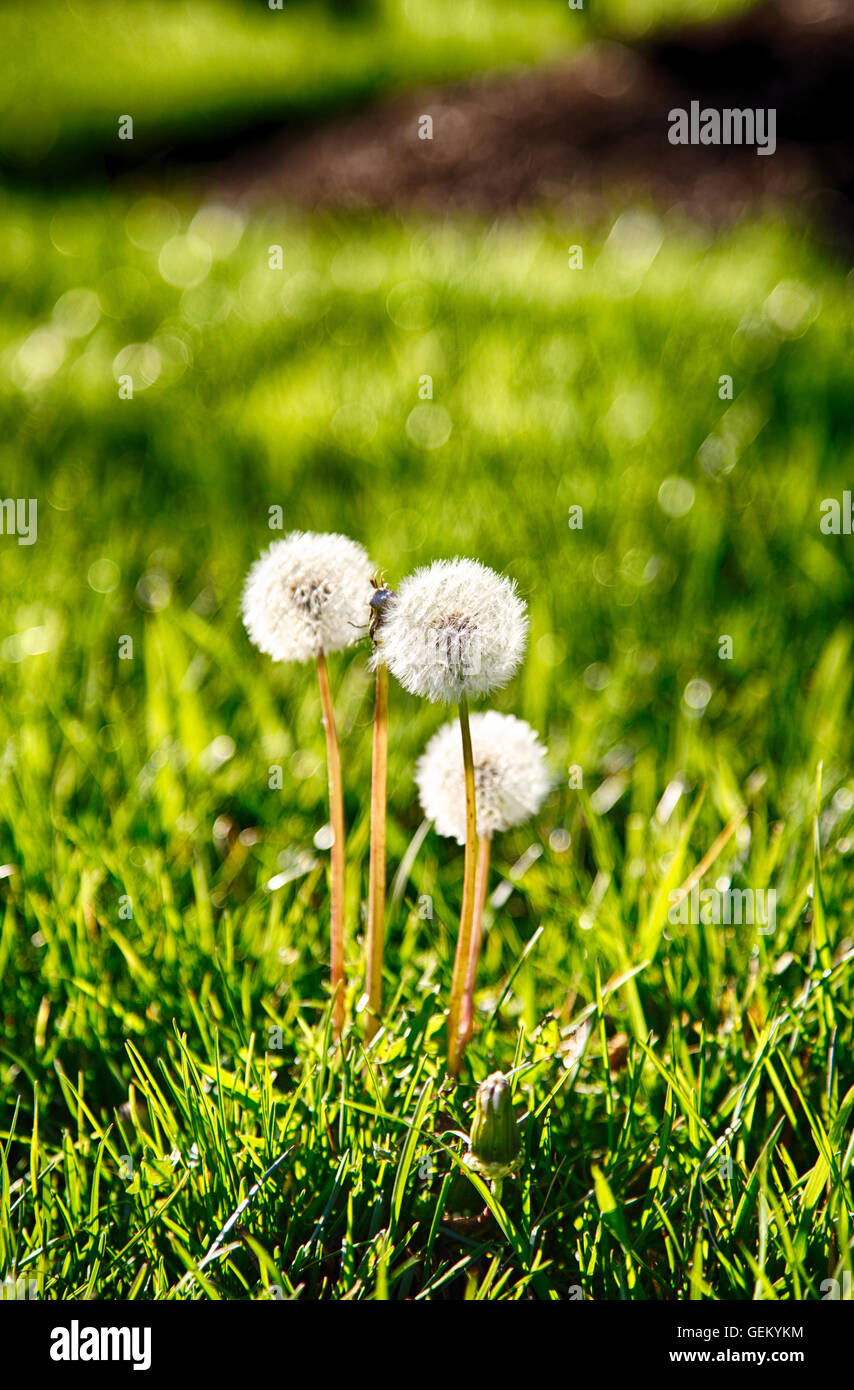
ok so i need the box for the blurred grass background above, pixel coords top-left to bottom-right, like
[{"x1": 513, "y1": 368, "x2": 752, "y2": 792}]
[
  {"x1": 1, "y1": 0, "x2": 756, "y2": 167},
  {"x1": 2, "y1": 0, "x2": 854, "y2": 1301},
  {"x1": 3, "y1": 196, "x2": 852, "y2": 792}
]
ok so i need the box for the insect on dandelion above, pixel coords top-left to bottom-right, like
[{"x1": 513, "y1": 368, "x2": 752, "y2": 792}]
[
  {"x1": 416, "y1": 711, "x2": 550, "y2": 1063},
  {"x1": 242, "y1": 530, "x2": 373, "y2": 1038},
  {"x1": 380, "y1": 559, "x2": 528, "y2": 1074}
]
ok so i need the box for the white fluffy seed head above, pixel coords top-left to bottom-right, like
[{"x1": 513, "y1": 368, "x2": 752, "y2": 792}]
[
  {"x1": 375, "y1": 558, "x2": 527, "y2": 703},
  {"x1": 415, "y1": 711, "x2": 551, "y2": 844},
  {"x1": 242, "y1": 531, "x2": 373, "y2": 664}
]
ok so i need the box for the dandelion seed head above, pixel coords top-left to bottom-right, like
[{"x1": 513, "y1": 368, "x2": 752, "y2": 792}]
[
  {"x1": 242, "y1": 531, "x2": 373, "y2": 664},
  {"x1": 415, "y1": 711, "x2": 550, "y2": 844},
  {"x1": 376, "y1": 558, "x2": 527, "y2": 702}
]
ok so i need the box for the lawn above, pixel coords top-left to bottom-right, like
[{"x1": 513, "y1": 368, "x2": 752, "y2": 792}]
[
  {"x1": 1, "y1": 182, "x2": 853, "y2": 1298},
  {"x1": 0, "y1": 0, "x2": 757, "y2": 168}
]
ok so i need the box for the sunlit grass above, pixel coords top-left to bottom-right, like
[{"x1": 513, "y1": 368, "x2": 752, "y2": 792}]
[{"x1": 0, "y1": 187, "x2": 853, "y2": 1298}]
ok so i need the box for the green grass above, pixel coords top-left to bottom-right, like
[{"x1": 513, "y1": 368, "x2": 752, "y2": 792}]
[
  {"x1": 0, "y1": 0, "x2": 758, "y2": 168},
  {"x1": 1, "y1": 187, "x2": 853, "y2": 1298}
]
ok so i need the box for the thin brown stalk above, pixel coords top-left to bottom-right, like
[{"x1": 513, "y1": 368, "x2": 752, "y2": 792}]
[
  {"x1": 458, "y1": 833, "x2": 492, "y2": 1055},
  {"x1": 365, "y1": 661, "x2": 389, "y2": 1041},
  {"x1": 447, "y1": 693, "x2": 478, "y2": 1076},
  {"x1": 316, "y1": 649, "x2": 346, "y2": 1040}
]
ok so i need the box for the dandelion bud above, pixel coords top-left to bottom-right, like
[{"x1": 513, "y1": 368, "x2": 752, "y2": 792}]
[{"x1": 466, "y1": 1072, "x2": 521, "y2": 1180}]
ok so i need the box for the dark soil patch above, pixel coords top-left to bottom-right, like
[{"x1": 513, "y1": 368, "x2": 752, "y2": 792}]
[{"x1": 214, "y1": 0, "x2": 854, "y2": 243}]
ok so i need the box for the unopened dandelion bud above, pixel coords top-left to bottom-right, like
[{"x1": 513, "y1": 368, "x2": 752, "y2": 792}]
[{"x1": 466, "y1": 1072, "x2": 520, "y2": 1180}]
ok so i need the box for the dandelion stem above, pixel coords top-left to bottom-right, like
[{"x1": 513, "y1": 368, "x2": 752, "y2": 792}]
[
  {"x1": 366, "y1": 661, "x2": 389, "y2": 1041},
  {"x1": 316, "y1": 649, "x2": 346, "y2": 1040},
  {"x1": 458, "y1": 833, "x2": 492, "y2": 1055},
  {"x1": 448, "y1": 693, "x2": 478, "y2": 1075}
]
